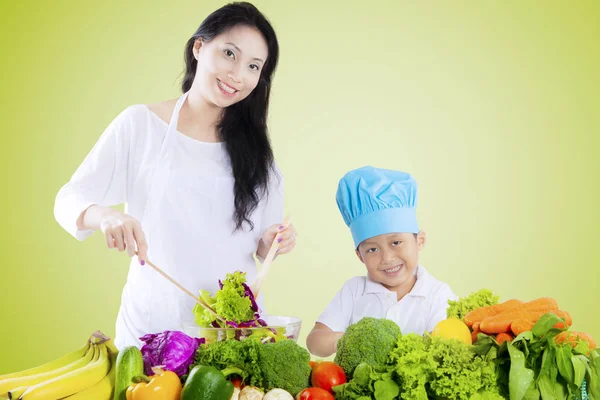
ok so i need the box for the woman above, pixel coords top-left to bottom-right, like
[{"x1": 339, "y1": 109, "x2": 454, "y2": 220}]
[{"x1": 54, "y1": 2, "x2": 296, "y2": 349}]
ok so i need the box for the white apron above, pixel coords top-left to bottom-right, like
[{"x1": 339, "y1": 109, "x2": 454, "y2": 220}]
[{"x1": 114, "y1": 92, "x2": 264, "y2": 349}]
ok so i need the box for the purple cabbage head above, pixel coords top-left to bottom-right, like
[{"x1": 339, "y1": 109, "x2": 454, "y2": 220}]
[{"x1": 139, "y1": 330, "x2": 204, "y2": 377}]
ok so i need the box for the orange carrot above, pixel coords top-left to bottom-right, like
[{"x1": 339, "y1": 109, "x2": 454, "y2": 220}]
[
  {"x1": 557, "y1": 310, "x2": 572, "y2": 326},
  {"x1": 464, "y1": 299, "x2": 523, "y2": 327},
  {"x1": 511, "y1": 319, "x2": 535, "y2": 336},
  {"x1": 555, "y1": 331, "x2": 575, "y2": 345},
  {"x1": 539, "y1": 310, "x2": 572, "y2": 327},
  {"x1": 496, "y1": 332, "x2": 514, "y2": 345},
  {"x1": 575, "y1": 332, "x2": 596, "y2": 349},
  {"x1": 522, "y1": 297, "x2": 559, "y2": 312},
  {"x1": 480, "y1": 308, "x2": 562, "y2": 334},
  {"x1": 487, "y1": 309, "x2": 572, "y2": 336},
  {"x1": 472, "y1": 330, "x2": 481, "y2": 343},
  {"x1": 555, "y1": 331, "x2": 597, "y2": 350},
  {"x1": 480, "y1": 306, "x2": 529, "y2": 334},
  {"x1": 476, "y1": 298, "x2": 564, "y2": 335},
  {"x1": 473, "y1": 322, "x2": 481, "y2": 331}
]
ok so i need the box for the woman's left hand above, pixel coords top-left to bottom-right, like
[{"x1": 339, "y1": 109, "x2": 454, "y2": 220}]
[{"x1": 259, "y1": 222, "x2": 297, "y2": 257}]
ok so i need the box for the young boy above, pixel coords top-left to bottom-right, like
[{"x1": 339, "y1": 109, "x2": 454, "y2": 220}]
[{"x1": 306, "y1": 166, "x2": 457, "y2": 357}]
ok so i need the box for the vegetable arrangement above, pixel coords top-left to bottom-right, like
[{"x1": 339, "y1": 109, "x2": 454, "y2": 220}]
[
  {"x1": 5, "y1": 274, "x2": 600, "y2": 400},
  {"x1": 330, "y1": 290, "x2": 599, "y2": 400},
  {"x1": 455, "y1": 290, "x2": 598, "y2": 400}
]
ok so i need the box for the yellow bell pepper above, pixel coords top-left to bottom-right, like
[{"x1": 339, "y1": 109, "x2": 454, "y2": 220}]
[{"x1": 126, "y1": 368, "x2": 182, "y2": 400}]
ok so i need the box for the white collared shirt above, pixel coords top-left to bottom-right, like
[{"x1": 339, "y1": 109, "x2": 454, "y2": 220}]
[{"x1": 317, "y1": 266, "x2": 457, "y2": 335}]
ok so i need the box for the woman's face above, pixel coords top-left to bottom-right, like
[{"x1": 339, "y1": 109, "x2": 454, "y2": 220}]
[{"x1": 193, "y1": 25, "x2": 268, "y2": 108}]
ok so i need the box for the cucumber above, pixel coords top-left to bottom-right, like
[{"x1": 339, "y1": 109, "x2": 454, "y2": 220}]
[{"x1": 113, "y1": 346, "x2": 144, "y2": 400}]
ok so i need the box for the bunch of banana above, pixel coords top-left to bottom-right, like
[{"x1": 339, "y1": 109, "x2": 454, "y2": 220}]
[{"x1": 0, "y1": 330, "x2": 118, "y2": 400}]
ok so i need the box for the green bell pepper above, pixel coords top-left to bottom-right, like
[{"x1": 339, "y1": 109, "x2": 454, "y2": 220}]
[{"x1": 181, "y1": 365, "x2": 244, "y2": 400}]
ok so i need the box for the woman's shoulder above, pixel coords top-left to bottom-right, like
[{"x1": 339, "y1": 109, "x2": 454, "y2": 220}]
[
  {"x1": 144, "y1": 99, "x2": 178, "y2": 126},
  {"x1": 111, "y1": 99, "x2": 178, "y2": 126},
  {"x1": 112, "y1": 99, "x2": 178, "y2": 133}
]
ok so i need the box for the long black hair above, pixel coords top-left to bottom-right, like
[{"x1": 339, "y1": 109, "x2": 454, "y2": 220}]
[{"x1": 182, "y1": 2, "x2": 279, "y2": 231}]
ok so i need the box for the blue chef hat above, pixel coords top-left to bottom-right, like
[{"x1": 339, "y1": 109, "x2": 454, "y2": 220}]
[{"x1": 336, "y1": 166, "x2": 419, "y2": 248}]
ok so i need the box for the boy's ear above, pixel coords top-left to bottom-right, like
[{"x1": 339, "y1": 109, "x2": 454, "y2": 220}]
[
  {"x1": 417, "y1": 231, "x2": 427, "y2": 250},
  {"x1": 355, "y1": 248, "x2": 365, "y2": 263}
]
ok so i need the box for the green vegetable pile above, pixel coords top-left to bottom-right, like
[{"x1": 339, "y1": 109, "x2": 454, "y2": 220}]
[
  {"x1": 331, "y1": 313, "x2": 600, "y2": 400},
  {"x1": 189, "y1": 337, "x2": 311, "y2": 396},
  {"x1": 334, "y1": 329, "x2": 500, "y2": 400},
  {"x1": 473, "y1": 313, "x2": 599, "y2": 400},
  {"x1": 333, "y1": 363, "x2": 399, "y2": 400}
]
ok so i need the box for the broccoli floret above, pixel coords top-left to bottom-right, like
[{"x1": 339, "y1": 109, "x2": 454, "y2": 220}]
[
  {"x1": 334, "y1": 317, "x2": 401, "y2": 378},
  {"x1": 257, "y1": 339, "x2": 311, "y2": 396},
  {"x1": 193, "y1": 339, "x2": 311, "y2": 395}
]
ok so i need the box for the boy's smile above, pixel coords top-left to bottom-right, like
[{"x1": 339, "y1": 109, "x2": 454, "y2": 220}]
[
  {"x1": 382, "y1": 263, "x2": 403, "y2": 275},
  {"x1": 356, "y1": 232, "x2": 426, "y2": 298}
]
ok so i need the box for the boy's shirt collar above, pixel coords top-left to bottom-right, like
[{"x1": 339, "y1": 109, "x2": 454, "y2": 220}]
[{"x1": 363, "y1": 265, "x2": 429, "y2": 298}]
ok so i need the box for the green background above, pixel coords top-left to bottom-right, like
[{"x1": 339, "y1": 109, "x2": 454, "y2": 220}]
[{"x1": 1, "y1": 0, "x2": 598, "y2": 372}]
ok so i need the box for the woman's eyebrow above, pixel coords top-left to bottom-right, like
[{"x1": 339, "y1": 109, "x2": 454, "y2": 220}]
[{"x1": 226, "y1": 42, "x2": 264, "y2": 62}]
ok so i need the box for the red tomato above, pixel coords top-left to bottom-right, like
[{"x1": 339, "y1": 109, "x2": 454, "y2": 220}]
[
  {"x1": 310, "y1": 361, "x2": 347, "y2": 393},
  {"x1": 296, "y1": 387, "x2": 335, "y2": 400},
  {"x1": 231, "y1": 376, "x2": 243, "y2": 389}
]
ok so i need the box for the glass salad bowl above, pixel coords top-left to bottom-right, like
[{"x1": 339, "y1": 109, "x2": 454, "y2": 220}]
[{"x1": 182, "y1": 315, "x2": 302, "y2": 343}]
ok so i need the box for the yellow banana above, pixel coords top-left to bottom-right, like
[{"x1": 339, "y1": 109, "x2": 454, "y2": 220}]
[
  {"x1": 0, "y1": 341, "x2": 90, "y2": 381},
  {"x1": 101, "y1": 336, "x2": 119, "y2": 358},
  {"x1": 6, "y1": 386, "x2": 28, "y2": 400},
  {"x1": 20, "y1": 344, "x2": 110, "y2": 400},
  {"x1": 0, "y1": 345, "x2": 95, "y2": 393},
  {"x1": 64, "y1": 353, "x2": 116, "y2": 400}
]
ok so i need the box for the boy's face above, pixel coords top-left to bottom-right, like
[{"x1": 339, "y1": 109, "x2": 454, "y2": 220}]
[{"x1": 356, "y1": 232, "x2": 426, "y2": 292}]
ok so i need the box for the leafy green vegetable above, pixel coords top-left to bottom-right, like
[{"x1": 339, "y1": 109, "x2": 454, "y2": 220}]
[
  {"x1": 572, "y1": 355, "x2": 587, "y2": 389},
  {"x1": 387, "y1": 333, "x2": 500, "y2": 400},
  {"x1": 332, "y1": 363, "x2": 399, "y2": 400},
  {"x1": 192, "y1": 338, "x2": 262, "y2": 383},
  {"x1": 507, "y1": 342, "x2": 534, "y2": 400},
  {"x1": 446, "y1": 289, "x2": 499, "y2": 321},
  {"x1": 428, "y1": 336, "x2": 499, "y2": 400},
  {"x1": 194, "y1": 271, "x2": 257, "y2": 327},
  {"x1": 556, "y1": 344, "x2": 575, "y2": 385},
  {"x1": 495, "y1": 312, "x2": 598, "y2": 400},
  {"x1": 388, "y1": 334, "x2": 435, "y2": 400},
  {"x1": 373, "y1": 379, "x2": 399, "y2": 400},
  {"x1": 588, "y1": 350, "x2": 600, "y2": 400},
  {"x1": 532, "y1": 313, "x2": 563, "y2": 338},
  {"x1": 469, "y1": 389, "x2": 508, "y2": 400}
]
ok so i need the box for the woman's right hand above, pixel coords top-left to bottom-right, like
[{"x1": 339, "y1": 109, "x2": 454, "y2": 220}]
[{"x1": 99, "y1": 209, "x2": 148, "y2": 264}]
